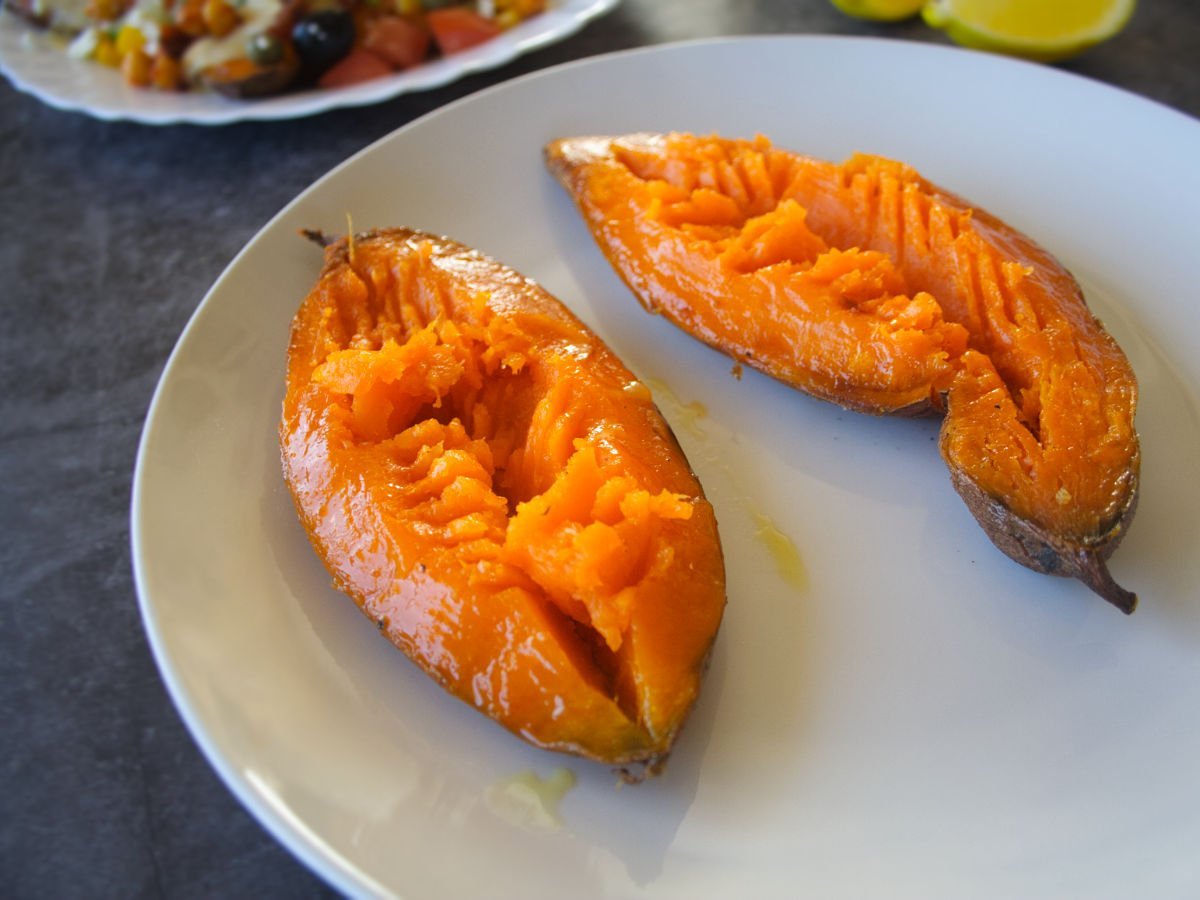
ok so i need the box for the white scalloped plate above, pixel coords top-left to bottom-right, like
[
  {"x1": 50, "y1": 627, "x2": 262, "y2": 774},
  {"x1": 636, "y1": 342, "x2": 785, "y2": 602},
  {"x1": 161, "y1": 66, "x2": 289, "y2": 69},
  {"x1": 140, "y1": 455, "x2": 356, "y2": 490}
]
[
  {"x1": 132, "y1": 36, "x2": 1200, "y2": 900},
  {"x1": 0, "y1": 0, "x2": 617, "y2": 124}
]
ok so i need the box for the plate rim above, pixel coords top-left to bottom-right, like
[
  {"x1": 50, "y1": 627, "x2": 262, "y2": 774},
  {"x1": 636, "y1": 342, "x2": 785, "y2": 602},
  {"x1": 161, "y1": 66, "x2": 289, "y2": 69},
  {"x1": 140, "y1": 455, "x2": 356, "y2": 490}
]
[{"x1": 129, "y1": 33, "x2": 1200, "y2": 898}]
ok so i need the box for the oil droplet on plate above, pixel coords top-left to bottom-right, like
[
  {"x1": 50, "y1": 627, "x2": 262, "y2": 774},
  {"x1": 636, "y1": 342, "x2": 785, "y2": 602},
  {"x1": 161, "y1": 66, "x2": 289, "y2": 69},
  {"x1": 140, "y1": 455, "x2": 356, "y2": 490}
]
[
  {"x1": 646, "y1": 377, "x2": 709, "y2": 439},
  {"x1": 648, "y1": 377, "x2": 808, "y2": 592},
  {"x1": 484, "y1": 767, "x2": 576, "y2": 830},
  {"x1": 752, "y1": 512, "x2": 807, "y2": 590}
]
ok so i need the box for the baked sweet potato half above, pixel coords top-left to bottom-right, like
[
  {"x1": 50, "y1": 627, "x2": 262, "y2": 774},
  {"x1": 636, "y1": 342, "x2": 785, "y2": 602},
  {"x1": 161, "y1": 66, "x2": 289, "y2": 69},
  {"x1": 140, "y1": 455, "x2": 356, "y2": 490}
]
[
  {"x1": 546, "y1": 133, "x2": 1139, "y2": 612},
  {"x1": 280, "y1": 228, "x2": 726, "y2": 774}
]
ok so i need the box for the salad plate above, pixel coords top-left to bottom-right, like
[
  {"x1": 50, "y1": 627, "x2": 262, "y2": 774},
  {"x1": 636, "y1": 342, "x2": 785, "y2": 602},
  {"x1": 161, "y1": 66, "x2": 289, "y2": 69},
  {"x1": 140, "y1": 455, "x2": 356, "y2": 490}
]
[
  {"x1": 132, "y1": 36, "x2": 1200, "y2": 898},
  {"x1": 0, "y1": 0, "x2": 617, "y2": 124}
]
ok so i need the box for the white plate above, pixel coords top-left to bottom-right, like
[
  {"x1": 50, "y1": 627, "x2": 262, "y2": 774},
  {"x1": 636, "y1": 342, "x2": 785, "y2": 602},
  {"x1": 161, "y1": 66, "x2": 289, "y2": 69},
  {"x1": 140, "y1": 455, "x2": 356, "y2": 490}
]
[
  {"x1": 132, "y1": 36, "x2": 1200, "y2": 899},
  {"x1": 0, "y1": 0, "x2": 617, "y2": 124}
]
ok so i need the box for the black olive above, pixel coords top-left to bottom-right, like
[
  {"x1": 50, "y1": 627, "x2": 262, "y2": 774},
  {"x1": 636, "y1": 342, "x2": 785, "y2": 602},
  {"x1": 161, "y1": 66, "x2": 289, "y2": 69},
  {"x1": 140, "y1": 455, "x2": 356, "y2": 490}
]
[
  {"x1": 291, "y1": 9, "x2": 356, "y2": 80},
  {"x1": 248, "y1": 32, "x2": 284, "y2": 65}
]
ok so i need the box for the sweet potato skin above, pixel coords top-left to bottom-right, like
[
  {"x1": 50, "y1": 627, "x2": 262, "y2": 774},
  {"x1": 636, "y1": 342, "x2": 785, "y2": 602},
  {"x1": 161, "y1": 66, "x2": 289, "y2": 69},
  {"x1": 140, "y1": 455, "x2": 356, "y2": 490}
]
[
  {"x1": 280, "y1": 228, "x2": 726, "y2": 771},
  {"x1": 547, "y1": 133, "x2": 1139, "y2": 611},
  {"x1": 947, "y1": 461, "x2": 1138, "y2": 613}
]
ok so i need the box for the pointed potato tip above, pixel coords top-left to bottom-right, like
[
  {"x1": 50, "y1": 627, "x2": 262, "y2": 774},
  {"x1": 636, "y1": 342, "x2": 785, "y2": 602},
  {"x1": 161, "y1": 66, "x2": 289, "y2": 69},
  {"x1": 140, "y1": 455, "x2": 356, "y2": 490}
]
[
  {"x1": 300, "y1": 228, "x2": 337, "y2": 248},
  {"x1": 543, "y1": 135, "x2": 608, "y2": 184},
  {"x1": 1078, "y1": 550, "x2": 1137, "y2": 614}
]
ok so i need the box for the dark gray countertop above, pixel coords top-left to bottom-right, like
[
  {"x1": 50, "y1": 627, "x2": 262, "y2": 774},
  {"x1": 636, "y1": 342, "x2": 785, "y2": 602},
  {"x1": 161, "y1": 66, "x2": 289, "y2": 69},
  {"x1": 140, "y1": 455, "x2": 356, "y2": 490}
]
[{"x1": 1, "y1": 1, "x2": 1197, "y2": 896}]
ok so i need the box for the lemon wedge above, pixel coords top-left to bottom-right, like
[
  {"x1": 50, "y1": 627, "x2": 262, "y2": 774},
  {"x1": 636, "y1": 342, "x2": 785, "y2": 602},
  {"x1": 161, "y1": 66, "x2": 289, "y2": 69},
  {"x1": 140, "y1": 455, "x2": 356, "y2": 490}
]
[
  {"x1": 830, "y1": 0, "x2": 924, "y2": 21},
  {"x1": 922, "y1": 0, "x2": 1136, "y2": 62}
]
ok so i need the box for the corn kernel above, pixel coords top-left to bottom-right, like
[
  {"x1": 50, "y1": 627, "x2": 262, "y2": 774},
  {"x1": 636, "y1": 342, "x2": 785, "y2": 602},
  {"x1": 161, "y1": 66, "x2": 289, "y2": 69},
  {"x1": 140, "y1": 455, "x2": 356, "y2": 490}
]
[
  {"x1": 115, "y1": 24, "x2": 145, "y2": 54},
  {"x1": 496, "y1": 0, "x2": 544, "y2": 18},
  {"x1": 93, "y1": 34, "x2": 122, "y2": 66}
]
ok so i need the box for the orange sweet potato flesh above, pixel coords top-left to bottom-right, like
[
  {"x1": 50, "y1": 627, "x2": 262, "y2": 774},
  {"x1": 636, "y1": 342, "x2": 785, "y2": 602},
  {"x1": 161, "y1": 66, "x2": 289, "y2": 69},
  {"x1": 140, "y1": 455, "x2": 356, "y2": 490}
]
[
  {"x1": 280, "y1": 228, "x2": 726, "y2": 774},
  {"x1": 546, "y1": 133, "x2": 1139, "y2": 612}
]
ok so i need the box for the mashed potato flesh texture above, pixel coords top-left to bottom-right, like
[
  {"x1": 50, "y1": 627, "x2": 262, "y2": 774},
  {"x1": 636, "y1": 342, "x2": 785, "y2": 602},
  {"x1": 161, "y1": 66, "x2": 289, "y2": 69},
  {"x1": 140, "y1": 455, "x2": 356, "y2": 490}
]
[{"x1": 308, "y1": 244, "x2": 693, "y2": 657}]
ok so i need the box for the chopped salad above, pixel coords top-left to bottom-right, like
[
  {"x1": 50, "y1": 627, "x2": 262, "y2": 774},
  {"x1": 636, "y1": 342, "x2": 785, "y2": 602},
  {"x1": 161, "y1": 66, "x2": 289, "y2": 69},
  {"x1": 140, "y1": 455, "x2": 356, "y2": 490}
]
[{"x1": 6, "y1": 0, "x2": 547, "y2": 97}]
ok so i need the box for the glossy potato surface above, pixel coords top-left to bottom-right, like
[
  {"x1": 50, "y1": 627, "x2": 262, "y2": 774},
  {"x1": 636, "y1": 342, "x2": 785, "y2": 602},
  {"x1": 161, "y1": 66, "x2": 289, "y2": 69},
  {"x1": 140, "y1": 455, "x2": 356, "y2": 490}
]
[
  {"x1": 547, "y1": 133, "x2": 1139, "y2": 611},
  {"x1": 281, "y1": 228, "x2": 726, "y2": 772}
]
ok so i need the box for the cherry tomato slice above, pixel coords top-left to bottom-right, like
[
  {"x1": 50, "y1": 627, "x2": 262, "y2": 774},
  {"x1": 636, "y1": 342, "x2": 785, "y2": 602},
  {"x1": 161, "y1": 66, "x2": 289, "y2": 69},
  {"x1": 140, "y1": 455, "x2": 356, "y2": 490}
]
[
  {"x1": 426, "y1": 7, "x2": 502, "y2": 55},
  {"x1": 317, "y1": 46, "x2": 393, "y2": 88},
  {"x1": 362, "y1": 15, "x2": 432, "y2": 70}
]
